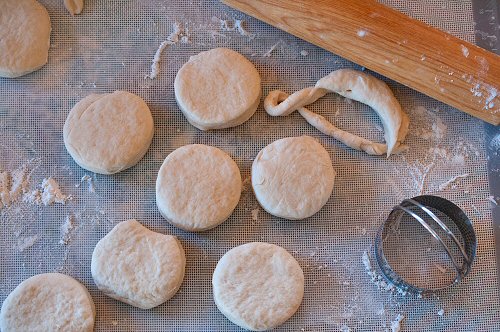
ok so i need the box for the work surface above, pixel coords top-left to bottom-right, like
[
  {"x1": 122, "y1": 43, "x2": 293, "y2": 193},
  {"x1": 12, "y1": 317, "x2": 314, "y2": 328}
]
[{"x1": 0, "y1": 0, "x2": 499, "y2": 331}]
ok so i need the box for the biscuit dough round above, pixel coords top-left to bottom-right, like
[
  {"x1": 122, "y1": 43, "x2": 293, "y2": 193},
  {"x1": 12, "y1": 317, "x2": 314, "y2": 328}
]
[
  {"x1": 156, "y1": 144, "x2": 241, "y2": 231},
  {"x1": 252, "y1": 136, "x2": 336, "y2": 220},
  {"x1": 174, "y1": 48, "x2": 261, "y2": 130},
  {"x1": 91, "y1": 219, "x2": 186, "y2": 309},
  {"x1": 0, "y1": 273, "x2": 95, "y2": 332},
  {"x1": 212, "y1": 242, "x2": 304, "y2": 331},
  {"x1": 63, "y1": 91, "x2": 154, "y2": 174},
  {"x1": 0, "y1": 0, "x2": 51, "y2": 78}
]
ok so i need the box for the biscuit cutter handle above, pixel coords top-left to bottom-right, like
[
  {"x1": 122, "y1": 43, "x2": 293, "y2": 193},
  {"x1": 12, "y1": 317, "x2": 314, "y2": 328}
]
[{"x1": 222, "y1": 0, "x2": 500, "y2": 125}]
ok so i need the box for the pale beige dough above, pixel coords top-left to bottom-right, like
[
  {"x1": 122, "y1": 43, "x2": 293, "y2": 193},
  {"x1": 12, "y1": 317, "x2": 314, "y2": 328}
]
[
  {"x1": 252, "y1": 136, "x2": 336, "y2": 220},
  {"x1": 0, "y1": 0, "x2": 51, "y2": 78},
  {"x1": 64, "y1": 0, "x2": 84, "y2": 15},
  {"x1": 91, "y1": 219, "x2": 186, "y2": 309},
  {"x1": 156, "y1": 144, "x2": 241, "y2": 231},
  {"x1": 0, "y1": 273, "x2": 95, "y2": 332},
  {"x1": 63, "y1": 91, "x2": 154, "y2": 174},
  {"x1": 213, "y1": 242, "x2": 304, "y2": 331},
  {"x1": 264, "y1": 69, "x2": 409, "y2": 156},
  {"x1": 174, "y1": 48, "x2": 261, "y2": 130}
]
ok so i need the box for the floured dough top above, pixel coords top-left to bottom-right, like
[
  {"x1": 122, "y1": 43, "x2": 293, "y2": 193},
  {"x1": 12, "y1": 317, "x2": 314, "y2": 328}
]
[
  {"x1": 174, "y1": 48, "x2": 261, "y2": 130},
  {"x1": 212, "y1": 242, "x2": 304, "y2": 331},
  {"x1": 156, "y1": 144, "x2": 241, "y2": 231},
  {"x1": 0, "y1": 273, "x2": 95, "y2": 332},
  {"x1": 91, "y1": 219, "x2": 186, "y2": 309},
  {"x1": 0, "y1": 0, "x2": 51, "y2": 78},
  {"x1": 63, "y1": 91, "x2": 154, "y2": 174},
  {"x1": 252, "y1": 136, "x2": 336, "y2": 220}
]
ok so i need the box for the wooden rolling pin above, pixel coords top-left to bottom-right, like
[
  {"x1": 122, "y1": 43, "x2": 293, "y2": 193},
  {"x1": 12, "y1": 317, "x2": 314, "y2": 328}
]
[{"x1": 223, "y1": 0, "x2": 500, "y2": 125}]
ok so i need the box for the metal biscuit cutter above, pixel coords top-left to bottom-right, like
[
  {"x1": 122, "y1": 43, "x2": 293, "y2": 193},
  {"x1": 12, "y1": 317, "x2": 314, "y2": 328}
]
[{"x1": 374, "y1": 195, "x2": 477, "y2": 294}]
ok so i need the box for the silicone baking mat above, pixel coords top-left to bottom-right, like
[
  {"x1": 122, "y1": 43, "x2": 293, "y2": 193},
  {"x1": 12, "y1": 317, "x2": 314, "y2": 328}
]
[{"x1": 0, "y1": 0, "x2": 498, "y2": 331}]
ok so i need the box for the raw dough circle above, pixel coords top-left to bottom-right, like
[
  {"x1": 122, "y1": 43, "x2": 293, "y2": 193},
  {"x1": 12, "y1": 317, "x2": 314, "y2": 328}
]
[
  {"x1": 174, "y1": 48, "x2": 261, "y2": 130},
  {"x1": 63, "y1": 91, "x2": 154, "y2": 174},
  {"x1": 91, "y1": 219, "x2": 186, "y2": 309},
  {"x1": 0, "y1": 0, "x2": 51, "y2": 78},
  {"x1": 0, "y1": 273, "x2": 95, "y2": 332},
  {"x1": 212, "y1": 242, "x2": 304, "y2": 331},
  {"x1": 156, "y1": 144, "x2": 241, "y2": 231},
  {"x1": 252, "y1": 136, "x2": 336, "y2": 220}
]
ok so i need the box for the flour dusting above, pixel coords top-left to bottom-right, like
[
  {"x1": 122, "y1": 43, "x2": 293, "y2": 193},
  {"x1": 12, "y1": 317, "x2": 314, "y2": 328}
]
[
  {"x1": 17, "y1": 234, "x2": 39, "y2": 252},
  {"x1": 262, "y1": 41, "x2": 281, "y2": 57},
  {"x1": 390, "y1": 314, "x2": 405, "y2": 332},
  {"x1": 0, "y1": 166, "x2": 31, "y2": 209},
  {"x1": 465, "y1": 74, "x2": 499, "y2": 111},
  {"x1": 362, "y1": 251, "x2": 400, "y2": 294},
  {"x1": 357, "y1": 30, "x2": 367, "y2": 37},
  {"x1": 60, "y1": 215, "x2": 75, "y2": 245},
  {"x1": 438, "y1": 173, "x2": 469, "y2": 191},
  {"x1": 461, "y1": 44, "x2": 469, "y2": 58},
  {"x1": 81, "y1": 174, "x2": 95, "y2": 193},
  {"x1": 24, "y1": 177, "x2": 71, "y2": 206},
  {"x1": 214, "y1": 17, "x2": 255, "y2": 39}
]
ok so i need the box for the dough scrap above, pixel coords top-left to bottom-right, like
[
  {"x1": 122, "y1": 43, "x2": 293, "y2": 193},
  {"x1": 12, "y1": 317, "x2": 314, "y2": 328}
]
[
  {"x1": 0, "y1": 0, "x2": 51, "y2": 78},
  {"x1": 213, "y1": 242, "x2": 304, "y2": 331},
  {"x1": 91, "y1": 219, "x2": 186, "y2": 309},
  {"x1": 64, "y1": 0, "x2": 84, "y2": 15},
  {"x1": 0, "y1": 273, "x2": 95, "y2": 332},
  {"x1": 264, "y1": 69, "x2": 409, "y2": 156},
  {"x1": 156, "y1": 144, "x2": 241, "y2": 231},
  {"x1": 63, "y1": 91, "x2": 154, "y2": 174},
  {"x1": 252, "y1": 136, "x2": 336, "y2": 220},
  {"x1": 174, "y1": 48, "x2": 261, "y2": 130}
]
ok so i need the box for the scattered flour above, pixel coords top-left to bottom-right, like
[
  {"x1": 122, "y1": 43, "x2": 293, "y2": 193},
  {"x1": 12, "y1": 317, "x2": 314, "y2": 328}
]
[
  {"x1": 24, "y1": 177, "x2": 71, "y2": 206},
  {"x1": 60, "y1": 215, "x2": 75, "y2": 245},
  {"x1": 0, "y1": 166, "x2": 31, "y2": 209},
  {"x1": 146, "y1": 22, "x2": 189, "y2": 79},
  {"x1": 432, "y1": 117, "x2": 447, "y2": 141},
  {"x1": 465, "y1": 74, "x2": 499, "y2": 111},
  {"x1": 300, "y1": 50, "x2": 309, "y2": 57},
  {"x1": 460, "y1": 44, "x2": 469, "y2": 58},
  {"x1": 488, "y1": 195, "x2": 498, "y2": 205},
  {"x1": 357, "y1": 30, "x2": 367, "y2": 37},
  {"x1": 437, "y1": 308, "x2": 445, "y2": 316},
  {"x1": 81, "y1": 174, "x2": 95, "y2": 193},
  {"x1": 390, "y1": 314, "x2": 405, "y2": 332},
  {"x1": 484, "y1": 87, "x2": 498, "y2": 110},
  {"x1": 17, "y1": 234, "x2": 39, "y2": 252},
  {"x1": 412, "y1": 106, "x2": 447, "y2": 142},
  {"x1": 490, "y1": 134, "x2": 500, "y2": 151},
  {"x1": 214, "y1": 17, "x2": 255, "y2": 39},
  {"x1": 362, "y1": 251, "x2": 398, "y2": 294},
  {"x1": 262, "y1": 41, "x2": 281, "y2": 57},
  {"x1": 438, "y1": 173, "x2": 469, "y2": 191}
]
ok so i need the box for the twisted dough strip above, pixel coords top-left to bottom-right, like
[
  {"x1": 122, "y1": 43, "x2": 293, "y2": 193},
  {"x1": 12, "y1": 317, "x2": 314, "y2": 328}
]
[{"x1": 264, "y1": 69, "x2": 409, "y2": 156}]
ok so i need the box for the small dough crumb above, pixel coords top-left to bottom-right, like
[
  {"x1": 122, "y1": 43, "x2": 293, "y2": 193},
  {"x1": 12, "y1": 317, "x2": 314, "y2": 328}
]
[
  {"x1": 251, "y1": 208, "x2": 259, "y2": 221},
  {"x1": 64, "y1": 0, "x2": 84, "y2": 15}
]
